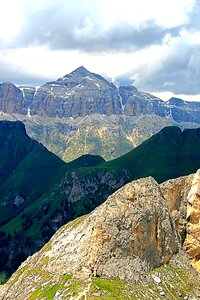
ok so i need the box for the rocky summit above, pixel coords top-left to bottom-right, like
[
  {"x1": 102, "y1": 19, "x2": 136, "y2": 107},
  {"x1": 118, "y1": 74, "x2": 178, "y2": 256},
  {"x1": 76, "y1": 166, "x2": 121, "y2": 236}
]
[{"x1": 1, "y1": 172, "x2": 199, "y2": 300}]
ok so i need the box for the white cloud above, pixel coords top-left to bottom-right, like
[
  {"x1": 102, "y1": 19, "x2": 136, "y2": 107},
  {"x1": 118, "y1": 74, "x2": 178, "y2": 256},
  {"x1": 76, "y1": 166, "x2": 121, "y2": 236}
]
[
  {"x1": 153, "y1": 91, "x2": 200, "y2": 102},
  {"x1": 95, "y1": 0, "x2": 195, "y2": 29},
  {"x1": 0, "y1": 0, "x2": 26, "y2": 42}
]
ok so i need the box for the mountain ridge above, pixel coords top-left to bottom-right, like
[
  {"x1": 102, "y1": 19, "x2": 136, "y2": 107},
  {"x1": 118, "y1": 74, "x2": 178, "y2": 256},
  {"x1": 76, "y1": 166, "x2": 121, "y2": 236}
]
[{"x1": 0, "y1": 66, "x2": 199, "y2": 122}]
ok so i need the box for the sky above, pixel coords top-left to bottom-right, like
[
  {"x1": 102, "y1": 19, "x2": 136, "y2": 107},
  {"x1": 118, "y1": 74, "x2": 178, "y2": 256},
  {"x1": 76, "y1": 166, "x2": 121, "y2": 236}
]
[{"x1": 0, "y1": 0, "x2": 200, "y2": 100}]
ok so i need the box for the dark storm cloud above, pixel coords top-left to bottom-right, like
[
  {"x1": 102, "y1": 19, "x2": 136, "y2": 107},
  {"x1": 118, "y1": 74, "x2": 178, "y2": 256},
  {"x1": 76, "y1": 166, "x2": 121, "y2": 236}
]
[
  {"x1": 135, "y1": 44, "x2": 200, "y2": 95},
  {"x1": 11, "y1": 2, "x2": 179, "y2": 52}
]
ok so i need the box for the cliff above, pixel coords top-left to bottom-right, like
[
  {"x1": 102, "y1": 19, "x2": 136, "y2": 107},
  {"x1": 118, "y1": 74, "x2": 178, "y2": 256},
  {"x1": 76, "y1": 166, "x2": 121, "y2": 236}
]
[{"x1": 0, "y1": 173, "x2": 199, "y2": 299}]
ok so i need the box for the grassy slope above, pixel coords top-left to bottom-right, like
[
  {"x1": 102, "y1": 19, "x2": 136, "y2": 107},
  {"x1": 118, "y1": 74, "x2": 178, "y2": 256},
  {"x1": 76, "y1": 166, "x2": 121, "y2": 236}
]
[
  {"x1": 104, "y1": 126, "x2": 200, "y2": 183},
  {"x1": 0, "y1": 123, "x2": 67, "y2": 226}
]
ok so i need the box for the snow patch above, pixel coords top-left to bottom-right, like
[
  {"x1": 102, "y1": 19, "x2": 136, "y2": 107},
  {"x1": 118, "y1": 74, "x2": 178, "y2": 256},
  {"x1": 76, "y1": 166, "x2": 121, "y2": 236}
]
[
  {"x1": 21, "y1": 89, "x2": 25, "y2": 99},
  {"x1": 86, "y1": 76, "x2": 100, "y2": 89},
  {"x1": 95, "y1": 83, "x2": 100, "y2": 89},
  {"x1": 118, "y1": 94, "x2": 125, "y2": 113},
  {"x1": 86, "y1": 76, "x2": 93, "y2": 81},
  {"x1": 34, "y1": 86, "x2": 40, "y2": 95},
  {"x1": 27, "y1": 108, "x2": 31, "y2": 118},
  {"x1": 166, "y1": 108, "x2": 173, "y2": 119}
]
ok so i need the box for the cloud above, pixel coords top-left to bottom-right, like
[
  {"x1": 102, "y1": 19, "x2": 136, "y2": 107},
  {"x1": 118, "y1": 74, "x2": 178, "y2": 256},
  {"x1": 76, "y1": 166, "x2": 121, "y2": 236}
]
[
  {"x1": 129, "y1": 29, "x2": 200, "y2": 95},
  {"x1": 1, "y1": 0, "x2": 195, "y2": 53}
]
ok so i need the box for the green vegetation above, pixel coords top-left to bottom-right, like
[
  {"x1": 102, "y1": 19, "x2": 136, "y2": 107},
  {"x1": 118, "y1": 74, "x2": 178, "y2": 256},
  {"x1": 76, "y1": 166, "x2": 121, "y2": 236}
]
[
  {"x1": 0, "y1": 272, "x2": 8, "y2": 284},
  {"x1": 105, "y1": 126, "x2": 200, "y2": 183},
  {"x1": 5, "y1": 264, "x2": 199, "y2": 299}
]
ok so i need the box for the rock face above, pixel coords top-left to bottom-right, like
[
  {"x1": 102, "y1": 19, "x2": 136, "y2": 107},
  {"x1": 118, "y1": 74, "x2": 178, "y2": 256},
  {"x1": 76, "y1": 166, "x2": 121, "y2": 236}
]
[
  {"x1": 160, "y1": 175, "x2": 193, "y2": 242},
  {"x1": 160, "y1": 172, "x2": 200, "y2": 271},
  {"x1": 0, "y1": 82, "x2": 25, "y2": 114},
  {"x1": 1, "y1": 173, "x2": 200, "y2": 299},
  {"x1": 3, "y1": 178, "x2": 180, "y2": 279},
  {"x1": 0, "y1": 66, "x2": 200, "y2": 122},
  {"x1": 184, "y1": 170, "x2": 200, "y2": 271},
  {"x1": 0, "y1": 112, "x2": 178, "y2": 161},
  {"x1": 19, "y1": 67, "x2": 200, "y2": 122}
]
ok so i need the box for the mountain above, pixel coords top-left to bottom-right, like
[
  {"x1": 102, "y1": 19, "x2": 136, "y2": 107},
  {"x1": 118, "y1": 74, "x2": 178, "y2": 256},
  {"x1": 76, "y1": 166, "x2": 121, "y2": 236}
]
[
  {"x1": 17, "y1": 66, "x2": 200, "y2": 122},
  {"x1": 1, "y1": 124, "x2": 200, "y2": 280},
  {"x1": 0, "y1": 173, "x2": 199, "y2": 299},
  {"x1": 0, "y1": 67, "x2": 200, "y2": 162},
  {"x1": 0, "y1": 112, "x2": 175, "y2": 161}
]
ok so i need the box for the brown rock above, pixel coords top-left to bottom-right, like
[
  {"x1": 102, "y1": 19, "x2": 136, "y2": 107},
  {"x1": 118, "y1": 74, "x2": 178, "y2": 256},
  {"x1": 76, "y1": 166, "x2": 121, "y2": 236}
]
[
  {"x1": 160, "y1": 175, "x2": 193, "y2": 242},
  {"x1": 160, "y1": 171, "x2": 200, "y2": 271},
  {"x1": 183, "y1": 170, "x2": 200, "y2": 271}
]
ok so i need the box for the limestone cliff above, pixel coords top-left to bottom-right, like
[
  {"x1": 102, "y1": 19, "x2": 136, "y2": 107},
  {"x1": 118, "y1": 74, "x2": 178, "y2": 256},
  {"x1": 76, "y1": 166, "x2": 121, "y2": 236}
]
[
  {"x1": 184, "y1": 170, "x2": 200, "y2": 271},
  {"x1": 160, "y1": 172, "x2": 200, "y2": 271},
  {"x1": 42, "y1": 177, "x2": 180, "y2": 279},
  {"x1": 1, "y1": 172, "x2": 200, "y2": 299}
]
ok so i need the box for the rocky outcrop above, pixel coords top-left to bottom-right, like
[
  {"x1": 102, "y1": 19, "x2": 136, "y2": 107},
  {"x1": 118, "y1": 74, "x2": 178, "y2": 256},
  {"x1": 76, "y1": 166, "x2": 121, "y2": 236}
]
[
  {"x1": 0, "y1": 82, "x2": 26, "y2": 114},
  {"x1": 1, "y1": 178, "x2": 180, "y2": 284},
  {"x1": 160, "y1": 175, "x2": 193, "y2": 242},
  {"x1": 61, "y1": 168, "x2": 129, "y2": 204},
  {"x1": 184, "y1": 170, "x2": 200, "y2": 271},
  {"x1": 1, "y1": 173, "x2": 200, "y2": 299},
  {"x1": 51, "y1": 176, "x2": 181, "y2": 279},
  {"x1": 160, "y1": 172, "x2": 200, "y2": 271}
]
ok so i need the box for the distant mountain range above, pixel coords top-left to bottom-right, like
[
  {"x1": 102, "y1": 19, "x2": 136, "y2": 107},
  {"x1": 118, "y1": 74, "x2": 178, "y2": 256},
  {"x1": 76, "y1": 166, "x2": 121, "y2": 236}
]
[
  {"x1": 0, "y1": 66, "x2": 200, "y2": 161},
  {"x1": 1, "y1": 121, "x2": 200, "y2": 279},
  {"x1": 1, "y1": 66, "x2": 200, "y2": 122}
]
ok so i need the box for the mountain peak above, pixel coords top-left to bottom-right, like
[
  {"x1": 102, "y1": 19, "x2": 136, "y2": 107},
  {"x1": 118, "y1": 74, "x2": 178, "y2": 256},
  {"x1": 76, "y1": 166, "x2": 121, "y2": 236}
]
[
  {"x1": 167, "y1": 97, "x2": 186, "y2": 107},
  {"x1": 71, "y1": 66, "x2": 91, "y2": 76},
  {"x1": 56, "y1": 66, "x2": 93, "y2": 83}
]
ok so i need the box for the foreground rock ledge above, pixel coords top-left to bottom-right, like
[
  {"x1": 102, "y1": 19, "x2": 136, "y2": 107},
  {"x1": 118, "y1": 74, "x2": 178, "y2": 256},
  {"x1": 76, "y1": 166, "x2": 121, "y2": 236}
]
[{"x1": 0, "y1": 173, "x2": 200, "y2": 299}]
